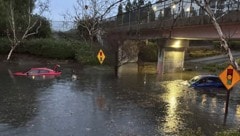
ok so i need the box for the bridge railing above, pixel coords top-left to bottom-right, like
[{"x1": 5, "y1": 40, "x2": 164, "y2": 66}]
[{"x1": 102, "y1": 0, "x2": 240, "y2": 30}]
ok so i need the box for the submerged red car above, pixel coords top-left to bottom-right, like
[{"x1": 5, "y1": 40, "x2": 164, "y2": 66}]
[{"x1": 13, "y1": 65, "x2": 61, "y2": 76}]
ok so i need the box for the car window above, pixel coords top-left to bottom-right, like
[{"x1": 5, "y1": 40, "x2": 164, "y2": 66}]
[
  {"x1": 208, "y1": 77, "x2": 221, "y2": 83},
  {"x1": 28, "y1": 69, "x2": 39, "y2": 74},
  {"x1": 39, "y1": 70, "x2": 49, "y2": 73},
  {"x1": 197, "y1": 77, "x2": 207, "y2": 83},
  {"x1": 206, "y1": 79, "x2": 213, "y2": 83}
]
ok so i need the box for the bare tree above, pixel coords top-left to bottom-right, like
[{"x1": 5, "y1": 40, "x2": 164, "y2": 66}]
[
  {"x1": 6, "y1": 0, "x2": 49, "y2": 61},
  {"x1": 165, "y1": 0, "x2": 239, "y2": 69},
  {"x1": 65, "y1": 0, "x2": 123, "y2": 45},
  {"x1": 194, "y1": 0, "x2": 239, "y2": 69}
]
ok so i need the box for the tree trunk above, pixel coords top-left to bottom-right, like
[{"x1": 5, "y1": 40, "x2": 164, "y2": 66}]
[
  {"x1": 7, "y1": 47, "x2": 15, "y2": 61},
  {"x1": 194, "y1": 0, "x2": 239, "y2": 69}
]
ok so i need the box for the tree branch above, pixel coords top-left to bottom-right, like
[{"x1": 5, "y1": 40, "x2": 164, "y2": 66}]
[
  {"x1": 100, "y1": 0, "x2": 123, "y2": 21},
  {"x1": 194, "y1": 0, "x2": 239, "y2": 69}
]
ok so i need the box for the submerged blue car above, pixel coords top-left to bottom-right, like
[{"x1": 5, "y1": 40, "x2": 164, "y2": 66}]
[{"x1": 188, "y1": 75, "x2": 224, "y2": 88}]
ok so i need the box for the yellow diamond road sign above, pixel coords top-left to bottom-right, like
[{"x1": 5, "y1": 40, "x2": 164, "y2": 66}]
[
  {"x1": 97, "y1": 49, "x2": 105, "y2": 64},
  {"x1": 219, "y1": 65, "x2": 240, "y2": 90}
]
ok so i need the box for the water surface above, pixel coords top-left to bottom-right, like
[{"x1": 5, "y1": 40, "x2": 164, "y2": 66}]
[{"x1": 0, "y1": 63, "x2": 239, "y2": 136}]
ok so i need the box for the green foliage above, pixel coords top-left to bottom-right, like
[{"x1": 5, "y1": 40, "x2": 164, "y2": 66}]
[
  {"x1": 132, "y1": 0, "x2": 138, "y2": 10},
  {"x1": 202, "y1": 58, "x2": 240, "y2": 73},
  {"x1": 215, "y1": 130, "x2": 240, "y2": 136},
  {"x1": 0, "y1": 38, "x2": 11, "y2": 53},
  {"x1": 190, "y1": 7, "x2": 197, "y2": 16},
  {"x1": 7, "y1": 0, "x2": 35, "y2": 14},
  {"x1": 188, "y1": 49, "x2": 222, "y2": 58},
  {"x1": 74, "y1": 42, "x2": 98, "y2": 65},
  {"x1": 164, "y1": 7, "x2": 172, "y2": 18},
  {"x1": 202, "y1": 63, "x2": 227, "y2": 72},
  {"x1": 23, "y1": 38, "x2": 75, "y2": 59},
  {"x1": 213, "y1": 40, "x2": 240, "y2": 50},
  {"x1": 0, "y1": 0, "x2": 7, "y2": 37},
  {"x1": 25, "y1": 39, "x2": 98, "y2": 64},
  {"x1": 138, "y1": 0, "x2": 144, "y2": 7},
  {"x1": 3, "y1": 0, "x2": 36, "y2": 35},
  {"x1": 76, "y1": 19, "x2": 98, "y2": 41},
  {"x1": 213, "y1": 41, "x2": 220, "y2": 48},
  {"x1": 138, "y1": 41, "x2": 157, "y2": 62},
  {"x1": 125, "y1": 0, "x2": 132, "y2": 12},
  {"x1": 0, "y1": 0, "x2": 51, "y2": 39},
  {"x1": 121, "y1": 0, "x2": 155, "y2": 23},
  {"x1": 117, "y1": 3, "x2": 123, "y2": 24},
  {"x1": 0, "y1": 38, "x2": 98, "y2": 64},
  {"x1": 147, "y1": 1, "x2": 155, "y2": 21},
  {"x1": 30, "y1": 15, "x2": 52, "y2": 38},
  {"x1": 228, "y1": 41, "x2": 240, "y2": 50},
  {"x1": 117, "y1": 3, "x2": 123, "y2": 16}
]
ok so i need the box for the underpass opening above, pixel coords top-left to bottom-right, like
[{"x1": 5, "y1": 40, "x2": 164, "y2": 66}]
[{"x1": 157, "y1": 39, "x2": 189, "y2": 74}]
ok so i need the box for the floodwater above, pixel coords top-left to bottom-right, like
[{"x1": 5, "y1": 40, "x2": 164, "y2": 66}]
[{"x1": 0, "y1": 62, "x2": 240, "y2": 136}]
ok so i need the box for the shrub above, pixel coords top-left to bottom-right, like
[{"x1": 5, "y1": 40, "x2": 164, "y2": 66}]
[
  {"x1": 188, "y1": 49, "x2": 222, "y2": 58},
  {"x1": 202, "y1": 63, "x2": 226, "y2": 72},
  {"x1": 215, "y1": 129, "x2": 240, "y2": 136},
  {"x1": 0, "y1": 38, "x2": 10, "y2": 54},
  {"x1": 24, "y1": 38, "x2": 75, "y2": 59},
  {"x1": 139, "y1": 41, "x2": 158, "y2": 62},
  {"x1": 0, "y1": 38, "x2": 107, "y2": 65},
  {"x1": 74, "y1": 42, "x2": 99, "y2": 65},
  {"x1": 24, "y1": 39, "x2": 98, "y2": 64},
  {"x1": 229, "y1": 41, "x2": 240, "y2": 50},
  {"x1": 213, "y1": 40, "x2": 240, "y2": 50}
]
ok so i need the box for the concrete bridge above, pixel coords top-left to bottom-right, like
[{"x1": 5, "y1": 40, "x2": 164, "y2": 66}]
[
  {"x1": 102, "y1": 1, "x2": 240, "y2": 74},
  {"x1": 105, "y1": 12, "x2": 240, "y2": 40}
]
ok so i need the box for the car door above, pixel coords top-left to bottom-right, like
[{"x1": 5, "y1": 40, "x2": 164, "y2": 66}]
[
  {"x1": 204, "y1": 77, "x2": 215, "y2": 87},
  {"x1": 209, "y1": 77, "x2": 223, "y2": 87}
]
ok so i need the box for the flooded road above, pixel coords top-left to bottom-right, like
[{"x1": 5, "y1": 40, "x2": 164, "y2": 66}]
[{"x1": 0, "y1": 63, "x2": 240, "y2": 136}]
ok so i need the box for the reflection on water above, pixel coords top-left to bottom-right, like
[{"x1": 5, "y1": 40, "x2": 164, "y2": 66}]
[
  {"x1": 236, "y1": 105, "x2": 240, "y2": 122},
  {"x1": 0, "y1": 63, "x2": 240, "y2": 136},
  {"x1": 28, "y1": 75, "x2": 59, "y2": 80},
  {"x1": 161, "y1": 81, "x2": 184, "y2": 134}
]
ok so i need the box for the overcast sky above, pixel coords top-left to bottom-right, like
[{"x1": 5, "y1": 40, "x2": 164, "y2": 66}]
[
  {"x1": 46, "y1": 0, "x2": 122, "y2": 21},
  {"x1": 47, "y1": 0, "x2": 76, "y2": 21}
]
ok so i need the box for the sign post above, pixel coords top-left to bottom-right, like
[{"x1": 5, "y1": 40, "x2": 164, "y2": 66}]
[{"x1": 219, "y1": 65, "x2": 240, "y2": 115}]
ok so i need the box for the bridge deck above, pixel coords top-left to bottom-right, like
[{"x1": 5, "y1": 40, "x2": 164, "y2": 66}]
[{"x1": 105, "y1": 11, "x2": 240, "y2": 40}]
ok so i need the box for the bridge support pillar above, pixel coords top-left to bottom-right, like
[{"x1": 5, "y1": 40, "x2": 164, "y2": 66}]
[{"x1": 157, "y1": 39, "x2": 189, "y2": 74}]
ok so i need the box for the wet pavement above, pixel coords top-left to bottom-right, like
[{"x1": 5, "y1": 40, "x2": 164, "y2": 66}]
[{"x1": 0, "y1": 63, "x2": 240, "y2": 136}]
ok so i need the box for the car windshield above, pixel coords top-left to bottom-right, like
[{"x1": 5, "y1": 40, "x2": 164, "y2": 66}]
[{"x1": 188, "y1": 76, "x2": 201, "y2": 84}]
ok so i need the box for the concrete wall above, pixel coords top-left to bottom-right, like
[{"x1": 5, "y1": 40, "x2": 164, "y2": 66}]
[{"x1": 157, "y1": 39, "x2": 189, "y2": 73}]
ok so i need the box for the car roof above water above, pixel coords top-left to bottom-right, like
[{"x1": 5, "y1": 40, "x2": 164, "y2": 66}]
[
  {"x1": 197, "y1": 75, "x2": 219, "y2": 78},
  {"x1": 189, "y1": 75, "x2": 220, "y2": 82}
]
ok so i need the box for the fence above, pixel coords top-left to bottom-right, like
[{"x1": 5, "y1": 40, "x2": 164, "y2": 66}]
[
  {"x1": 102, "y1": 0, "x2": 240, "y2": 28},
  {"x1": 50, "y1": 21, "x2": 76, "y2": 32}
]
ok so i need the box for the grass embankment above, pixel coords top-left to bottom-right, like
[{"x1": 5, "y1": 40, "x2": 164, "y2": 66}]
[
  {"x1": 188, "y1": 48, "x2": 222, "y2": 58},
  {"x1": 188, "y1": 47, "x2": 240, "y2": 72}
]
